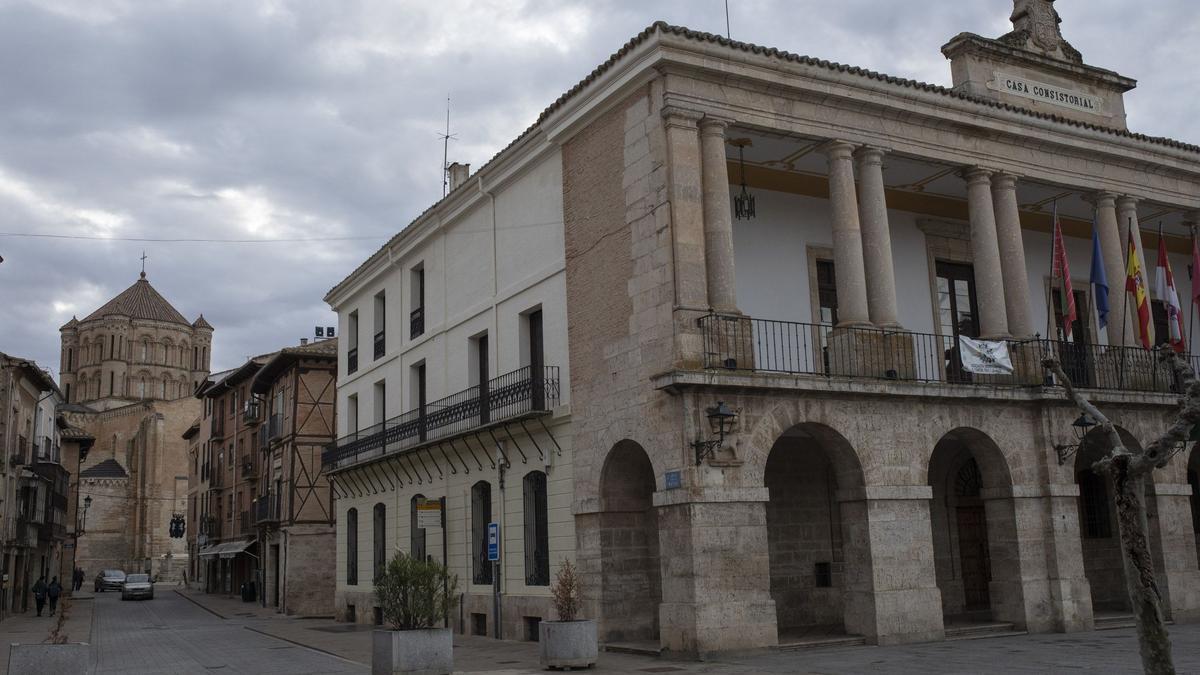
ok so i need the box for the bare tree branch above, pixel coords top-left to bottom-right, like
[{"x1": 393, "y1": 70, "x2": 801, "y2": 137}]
[{"x1": 1043, "y1": 357, "x2": 1126, "y2": 461}]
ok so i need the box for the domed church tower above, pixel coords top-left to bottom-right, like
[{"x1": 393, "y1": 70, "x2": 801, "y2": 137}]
[{"x1": 58, "y1": 271, "x2": 213, "y2": 411}]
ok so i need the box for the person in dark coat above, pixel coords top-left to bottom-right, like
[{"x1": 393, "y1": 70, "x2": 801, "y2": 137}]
[
  {"x1": 72, "y1": 567, "x2": 84, "y2": 592},
  {"x1": 47, "y1": 577, "x2": 63, "y2": 616},
  {"x1": 31, "y1": 576, "x2": 47, "y2": 616}
]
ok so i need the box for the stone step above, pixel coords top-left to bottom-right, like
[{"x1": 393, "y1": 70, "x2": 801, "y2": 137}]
[
  {"x1": 944, "y1": 621, "x2": 1025, "y2": 641},
  {"x1": 601, "y1": 641, "x2": 661, "y2": 657},
  {"x1": 776, "y1": 635, "x2": 868, "y2": 651},
  {"x1": 1094, "y1": 614, "x2": 1138, "y2": 631}
]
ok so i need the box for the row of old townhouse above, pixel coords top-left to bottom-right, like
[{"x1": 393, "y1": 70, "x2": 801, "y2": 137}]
[
  {"x1": 0, "y1": 352, "x2": 94, "y2": 619},
  {"x1": 316, "y1": 1, "x2": 1200, "y2": 659},
  {"x1": 185, "y1": 339, "x2": 338, "y2": 615}
]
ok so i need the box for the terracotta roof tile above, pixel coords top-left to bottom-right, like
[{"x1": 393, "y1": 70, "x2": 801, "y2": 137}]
[{"x1": 82, "y1": 273, "x2": 190, "y2": 326}]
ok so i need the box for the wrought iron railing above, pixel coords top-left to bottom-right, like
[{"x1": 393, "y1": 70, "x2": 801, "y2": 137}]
[
  {"x1": 374, "y1": 330, "x2": 385, "y2": 360},
  {"x1": 698, "y1": 314, "x2": 1196, "y2": 394},
  {"x1": 347, "y1": 346, "x2": 359, "y2": 374},
  {"x1": 243, "y1": 400, "x2": 261, "y2": 424},
  {"x1": 254, "y1": 493, "x2": 281, "y2": 524},
  {"x1": 322, "y1": 365, "x2": 560, "y2": 470},
  {"x1": 410, "y1": 307, "x2": 425, "y2": 339},
  {"x1": 239, "y1": 510, "x2": 253, "y2": 534},
  {"x1": 241, "y1": 459, "x2": 256, "y2": 479}
]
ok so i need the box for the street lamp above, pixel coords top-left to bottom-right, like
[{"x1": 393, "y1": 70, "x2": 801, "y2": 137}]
[
  {"x1": 1054, "y1": 413, "x2": 1098, "y2": 465},
  {"x1": 692, "y1": 401, "x2": 739, "y2": 465},
  {"x1": 79, "y1": 495, "x2": 92, "y2": 534}
]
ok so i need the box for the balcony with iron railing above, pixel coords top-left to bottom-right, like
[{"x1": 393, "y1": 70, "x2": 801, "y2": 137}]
[
  {"x1": 243, "y1": 399, "x2": 261, "y2": 424},
  {"x1": 241, "y1": 459, "x2": 257, "y2": 480},
  {"x1": 374, "y1": 330, "x2": 385, "y2": 360},
  {"x1": 254, "y1": 493, "x2": 282, "y2": 524},
  {"x1": 323, "y1": 365, "x2": 560, "y2": 471},
  {"x1": 695, "y1": 314, "x2": 1199, "y2": 396},
  {"x1": 347, "y1": 347, "x2": 358, "y2": 374},
  {"x1": 239, "y1": 510, "x2": 254, "y2": 535},
  {"x1": 208, "y1": 468, "x2": 225, "y2": 490}
]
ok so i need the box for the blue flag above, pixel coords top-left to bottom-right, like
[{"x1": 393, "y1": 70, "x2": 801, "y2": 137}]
[{"x1": 1090, "y1": 223, "x2": 1109, "y2": 330}]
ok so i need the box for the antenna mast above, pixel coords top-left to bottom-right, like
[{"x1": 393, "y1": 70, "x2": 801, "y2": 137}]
[
  {"x1": 725, "y1": 0, "x2": 731, "y2": 39},
  {"x1": 438, "y1": 97, "x2": 457, "y2": 198}
]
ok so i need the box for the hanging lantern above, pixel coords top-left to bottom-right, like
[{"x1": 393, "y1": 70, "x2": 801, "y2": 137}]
[{"x1": 733, "y1": 143, "x2": 755, "y2": 220}]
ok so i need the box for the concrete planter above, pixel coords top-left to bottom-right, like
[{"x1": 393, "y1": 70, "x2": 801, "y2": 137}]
[
  {"x1": 372, "y1": 628, "x2": 452, "y2": 675},
  {"x1": 538, "y1": 620, "x2": 598, "y2": 670},
  {"x1": 8, "y1": 643, "x2": 92, "y2": 675}
]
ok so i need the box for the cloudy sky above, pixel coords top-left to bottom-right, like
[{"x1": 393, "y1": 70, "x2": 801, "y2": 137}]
[{"x1": 2, "y1": 0, "x2": 1197, "y2": 375}]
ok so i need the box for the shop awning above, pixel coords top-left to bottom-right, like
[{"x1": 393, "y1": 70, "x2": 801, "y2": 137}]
[
  {"x1": 219, "y1": 539, "x2": 256, "y2": 559},
  {"x1": 197, "y1": 544, "x2": 221, "y2": 557}
]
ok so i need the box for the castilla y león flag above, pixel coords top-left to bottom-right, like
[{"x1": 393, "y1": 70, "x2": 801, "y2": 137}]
[
  {"x1": 1126, "y1": 229, "x2": 1154, "y2": 349},
  {"x1": 1154, "y1": 229, "x2": 1186, "y2": 352}
]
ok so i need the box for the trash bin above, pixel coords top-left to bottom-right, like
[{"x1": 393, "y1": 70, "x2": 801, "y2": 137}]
[{"x1": 242, "y1": 581, "x2": 256, "y2": 603}]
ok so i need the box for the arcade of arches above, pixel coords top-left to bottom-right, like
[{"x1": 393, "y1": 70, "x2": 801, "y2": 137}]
[{"x1": 582, "y1": 418, "x2": 1200, "y2": 652}]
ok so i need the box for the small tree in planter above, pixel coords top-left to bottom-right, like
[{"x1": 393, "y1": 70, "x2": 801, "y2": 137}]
[
  {"x1": 539, "y1": 559, "x2": 597, "y2": 670},
  {"x1": 373, "y1": 553, "x2": 458, "y2": 675}
]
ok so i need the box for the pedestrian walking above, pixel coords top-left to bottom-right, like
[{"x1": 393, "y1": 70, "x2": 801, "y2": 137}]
[
  {"x1": 72, "y1": 567, "x2": 84, "y2": 591},
  {"x1": 48, "y1": 577, "x2": 62, "y2": 616},
  {"x1": 31, "y1": 576, "x2": 47, "y2": 617}
]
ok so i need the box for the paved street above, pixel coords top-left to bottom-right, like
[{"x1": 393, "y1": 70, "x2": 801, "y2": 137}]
[
  {"x1": 92, "y1": 589, "x2": 362, "y2": 674},
  {"x1": 9, "y1": 587, "x2": 1200, "y2": 674}
]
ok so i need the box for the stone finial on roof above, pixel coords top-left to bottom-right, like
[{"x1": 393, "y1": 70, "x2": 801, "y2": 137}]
[{"x1": 192, "y1": 314, "x2": 213, "y2": 330}]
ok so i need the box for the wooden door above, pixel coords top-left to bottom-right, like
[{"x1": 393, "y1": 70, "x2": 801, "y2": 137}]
[{"x1": 956, "y1": 505, "x2": 991, "y2": 611}]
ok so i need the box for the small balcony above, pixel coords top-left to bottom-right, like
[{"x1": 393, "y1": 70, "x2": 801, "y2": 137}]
[
  {"x1": 239, "y1": 510, "x2": 253, "y2": 535},
  {"x1": 243, "y1": 400, "x2": 261, "y2": 424},
  {"x1": 200, "y1": 515, "x2": 222, "y2": 539},
  {"x1": 254, "y1": 493, "x2": 282, "y2": 525},
  {"x1": 696, "y1": 314, "x2": 1198, "y2": 395},
  {"x1": 374, "y1": 330, "x2": 385, "y2": 360},
  {"x1": 323, "y1": 365, "x2": 560, "y2": 471},
  {"x1": 208, "y1": 469, "x2": 225, "y2": 490},
  {"x1": 347, "y1": 347, "x2": 359, "y2": 375},
  {"x1": 210, "y1": 416, "x2": 226, "y2": 439},
  {"x1": 240, "y1": 459, "x2": 257, "y2": 480},
  {"x1": 410, "y1": 306, "x2": 425, "y2": 340}
]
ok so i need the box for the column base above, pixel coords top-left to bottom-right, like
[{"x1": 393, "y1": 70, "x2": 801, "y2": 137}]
[
  {"x1": 827, "y1": 328, "x2": 916, "y2": 380},
  {"x1": 700, "y1": 312, "x2": 756, "y2": 371}
]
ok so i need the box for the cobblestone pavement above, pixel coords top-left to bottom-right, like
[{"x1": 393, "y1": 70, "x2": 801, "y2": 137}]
[
  {"x1": 91, "y1": 589, "x2": 362, "y2": 674},
  {"x1": 93, "y1": 589, "x2": 1200, "y2": 674}
]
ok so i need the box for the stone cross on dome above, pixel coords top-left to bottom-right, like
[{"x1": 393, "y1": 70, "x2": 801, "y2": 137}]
[{"x1": 140, "y1": 250, "x2": 148, "y2": 279}]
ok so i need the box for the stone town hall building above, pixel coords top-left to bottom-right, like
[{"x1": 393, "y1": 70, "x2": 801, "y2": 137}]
[
  {"x1": 326, "y1": 1, "x2": 1200, "y2": 655},
  {"x1": 58, "y1": 271, "x2": 212, "y2": 581}
]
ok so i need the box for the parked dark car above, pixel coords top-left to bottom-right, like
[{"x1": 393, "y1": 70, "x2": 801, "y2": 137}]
[{"x1": 94, "y1": 569, "x2": 126, "y2": 592}]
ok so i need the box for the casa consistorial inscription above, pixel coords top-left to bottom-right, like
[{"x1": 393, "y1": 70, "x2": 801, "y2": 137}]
[{"x1": 990, "y1": 72, "x2": 1102, "y2": 113}]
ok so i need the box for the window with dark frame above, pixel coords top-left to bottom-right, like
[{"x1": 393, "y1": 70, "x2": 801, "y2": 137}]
[
  {"x1": 471, "y1": 481, "x2": 493, "y2": 585},
  {"x1": 373, "y1": 290, "x2": 386, "y2": 360},
  {"x1": 346, "y1": 508, "x2": 358, "y2": 585},
  {"x1": 373, "y1": 503, "x2": 386, "y2": 582},
  {"x1": 815, "y1": 259, "x2": 839, "y2": 326},
  {"x1": 523, "y1": 471, "x2": 549, "y2": 586}
]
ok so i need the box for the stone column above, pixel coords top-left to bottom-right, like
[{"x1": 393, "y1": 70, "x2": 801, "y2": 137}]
[
  {"x1": 991, "y1": 173, "x2": 1034, "y2": 338},
  {"x1": 663, "y1": 107, "x2": 709, "y2": 312},
  {"x1": 1091, "y1": 192, "x2": 1130, "y2": 347},
  {"x1": 699, "y1": 117, "x2": 739, "y2": 314},
  {"x1": 653, "y1": 487, "x2": 778, "y2": 656},
  {"x1": 823, "y1": 141, "x2": 871, "y2": 328},
  {"x1": 839, "y1": 485, "x2": 944, "y2": 645},
  {"x1": 854, "y1": 146, "x2": 901, "y2": 328},
  {"x1": 963, "y1": 167, "x2": 1011, "y2": 339}
]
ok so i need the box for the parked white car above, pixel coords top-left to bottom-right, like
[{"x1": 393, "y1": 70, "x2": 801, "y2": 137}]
[{"x1": 121, "y1": 574, "x2": 154, "y2": 601}]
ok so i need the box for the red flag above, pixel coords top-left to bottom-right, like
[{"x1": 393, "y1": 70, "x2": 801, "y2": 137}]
[{"x1": 1052, "y1": 211, "x2": 1077, "y2": 339}]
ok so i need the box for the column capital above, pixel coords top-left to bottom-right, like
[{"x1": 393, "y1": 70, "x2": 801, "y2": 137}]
[
  {"x1": 852, "y1": 145, "x2": 888, "y2": 166},
  {"x1": 1086, "y1": 191, "x2": 1119, "y2": 208},
  {"x1": 989, "y1": 172, "x2": 1020, "y2": 190},
  {"x1": 698, "y1": 115, "x2": 734, "y2": 135},
  {"x1": 960, "y1": 166, "x2": 993, "y2": 184},
  {"x1": 1115, "y1": 195, "x2": 1141, "y2": 210},
  {"x1": 661, "y1": 105, "x2": 704, "y2": 129},
  {"x1": 818, "y1": 139, "x2": 859, "y2": 160}
]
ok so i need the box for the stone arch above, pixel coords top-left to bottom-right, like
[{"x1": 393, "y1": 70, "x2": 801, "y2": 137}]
[
  {"x1": 596, "y1": 440, "x2": 660, "y2": 644},
  {"x1": 763, "y1": 422, "x2": 867, "y2": 641},
  {"x1": 927, "y1": 427, "x2": 1024, "y2": 627}
]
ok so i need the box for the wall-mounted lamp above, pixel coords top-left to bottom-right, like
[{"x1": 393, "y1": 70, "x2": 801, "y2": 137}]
[
  {"x1": 1053, "y1": 413, "x2": 1098, "y2": 465},
  {"x1": 692, "y1": 401, "x2": 739, "y2": 465}
]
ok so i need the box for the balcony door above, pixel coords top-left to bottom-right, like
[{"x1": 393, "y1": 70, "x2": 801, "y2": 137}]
[
  {"x1": 1052, "y1": 288, "x2": 1092, "y2": 388},
  {"x1": 936, "y1": 261, "x2": 979, "y2": 383}
]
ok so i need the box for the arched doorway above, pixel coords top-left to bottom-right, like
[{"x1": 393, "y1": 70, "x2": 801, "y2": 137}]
[
  {"x1": 764, "y1": 423, "x2": 866, "y2": 642},
  {"x1": 597, "y1": 440, "x2": 661, "y2": 644},
  {"x1": 1076, "y1": 427, "x2": 1134, "y2": 614},
  {"x1": 928, "y1": 428, "x2": 1021, "y2": 627}
]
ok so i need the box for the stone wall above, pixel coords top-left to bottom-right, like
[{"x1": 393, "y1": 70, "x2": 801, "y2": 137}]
[{"x1": 283, "y1": 523, "x2": 335, "y2": 616}]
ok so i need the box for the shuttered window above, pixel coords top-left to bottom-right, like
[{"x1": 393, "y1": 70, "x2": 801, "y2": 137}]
[
  {"x1": 523, "y1": 471, "x2": 549, "y2": 586},
  {"x1": 346, "y1": 508, "x2": 358, "y2": 585},
  {"x1": 472, "y1": 482, "x2": 493, "y2": 585}
]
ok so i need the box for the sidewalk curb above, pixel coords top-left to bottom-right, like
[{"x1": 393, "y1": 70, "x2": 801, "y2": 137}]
[
  {"x1": 243, "y1": 625, "x2": 367, "y2": 668},
  {"x1": 173, "y1": 589, "x2": 228, "y2": 620}
]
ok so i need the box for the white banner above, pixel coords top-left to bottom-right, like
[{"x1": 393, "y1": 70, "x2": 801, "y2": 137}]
[{"x1": 958, "y1": 336, "x2": 1014, "y2": 375}]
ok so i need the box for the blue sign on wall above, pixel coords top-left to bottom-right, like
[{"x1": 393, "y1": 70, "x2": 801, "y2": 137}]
[
  {"x1": 487, "y1": 522, "x2": 500, "y2": 561},
  {"x1": 664, "y1": 470, "x2": 682, "y2": 490}
]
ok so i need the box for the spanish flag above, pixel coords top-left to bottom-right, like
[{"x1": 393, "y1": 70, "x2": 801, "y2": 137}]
[{"x1": 1125, "y1": 229, "x2": 1154, "y2": 349}]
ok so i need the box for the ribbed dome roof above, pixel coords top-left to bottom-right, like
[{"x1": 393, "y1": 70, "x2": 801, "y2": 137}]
[{"x1": 81, "y1": 272, "x2": 189, "y2": 326}]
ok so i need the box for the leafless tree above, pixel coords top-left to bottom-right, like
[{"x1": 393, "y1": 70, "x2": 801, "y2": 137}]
[{"x1": 1044, "y1": 350, "x2": 1200, "y2": 675}]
